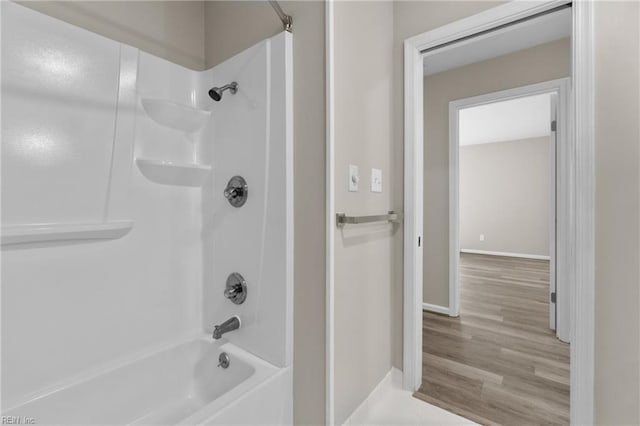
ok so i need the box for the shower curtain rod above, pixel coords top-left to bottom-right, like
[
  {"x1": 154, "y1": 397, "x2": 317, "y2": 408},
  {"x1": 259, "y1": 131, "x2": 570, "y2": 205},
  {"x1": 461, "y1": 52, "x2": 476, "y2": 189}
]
[{"x1": 268, "y1": 0, "x2": 292, "y2": 33}]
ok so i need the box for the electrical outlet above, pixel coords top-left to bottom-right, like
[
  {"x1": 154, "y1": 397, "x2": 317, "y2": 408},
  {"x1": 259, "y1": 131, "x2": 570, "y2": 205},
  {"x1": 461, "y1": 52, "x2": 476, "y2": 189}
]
[
  {"x1": 349, "y1": 164, "x2": 359, "y2": 192},
  {"x1": 371, "y1": 168, "x2": 382, "y2": 193},
  {"x1": 479, "y1": 234, "x2": 485, "y2": 242}
]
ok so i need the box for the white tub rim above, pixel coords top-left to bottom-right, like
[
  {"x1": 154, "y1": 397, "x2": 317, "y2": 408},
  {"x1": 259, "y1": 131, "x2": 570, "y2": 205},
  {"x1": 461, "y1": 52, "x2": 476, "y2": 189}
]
[{"x1": 2, "y1": 332, "x2": 278, "y2": 417}]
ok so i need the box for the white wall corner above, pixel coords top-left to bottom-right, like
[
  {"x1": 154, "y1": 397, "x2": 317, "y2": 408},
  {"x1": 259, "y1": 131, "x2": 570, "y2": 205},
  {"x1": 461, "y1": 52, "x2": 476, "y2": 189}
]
[{"x1": 342, "y1": 368, "x2": 398, "y2": 425}]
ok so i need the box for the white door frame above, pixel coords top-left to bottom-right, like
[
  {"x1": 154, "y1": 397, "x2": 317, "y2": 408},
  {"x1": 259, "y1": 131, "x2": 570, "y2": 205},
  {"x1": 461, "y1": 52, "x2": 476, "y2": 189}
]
[
  {"x1": 448, "y1": 78, "x2": 572, "y2": 343},
  {"x1": 325, "y1": 1, "x2": 336, "y2": 425},
  {"x1": 403, "y1": 1, "x2": 594, "y2": 424}
]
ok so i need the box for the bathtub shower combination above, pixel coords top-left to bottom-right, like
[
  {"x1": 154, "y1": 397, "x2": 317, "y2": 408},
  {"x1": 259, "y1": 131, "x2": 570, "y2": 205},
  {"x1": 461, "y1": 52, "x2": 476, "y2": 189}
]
[{"x1": 1, "y1": 2, "x2": 293, "y2": 424}]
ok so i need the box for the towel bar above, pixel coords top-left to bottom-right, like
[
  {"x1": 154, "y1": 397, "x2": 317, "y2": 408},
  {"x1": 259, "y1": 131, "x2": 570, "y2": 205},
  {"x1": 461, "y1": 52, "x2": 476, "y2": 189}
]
[{"x1": 336, "y1": 211, "x2": 402, "y2": 226}]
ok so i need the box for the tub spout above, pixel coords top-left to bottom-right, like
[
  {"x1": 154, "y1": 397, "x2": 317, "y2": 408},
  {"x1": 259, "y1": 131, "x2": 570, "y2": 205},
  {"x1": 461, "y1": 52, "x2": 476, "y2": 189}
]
[{"x1": 212, "y1": 316, "x2": 241, "y2": 340}]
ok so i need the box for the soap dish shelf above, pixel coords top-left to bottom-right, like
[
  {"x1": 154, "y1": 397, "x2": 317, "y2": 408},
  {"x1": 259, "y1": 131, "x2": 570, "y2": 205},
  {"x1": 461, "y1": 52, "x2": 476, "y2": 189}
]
[
  {"x1": 136, "y1": 158, "x2": 212, "y2": 187},
  {"x1": 141, "y1": 98, "x2": 210, "y2": 133},
  {"x1": 2, "y1": 221, "x2": 133, "y2": 246}
]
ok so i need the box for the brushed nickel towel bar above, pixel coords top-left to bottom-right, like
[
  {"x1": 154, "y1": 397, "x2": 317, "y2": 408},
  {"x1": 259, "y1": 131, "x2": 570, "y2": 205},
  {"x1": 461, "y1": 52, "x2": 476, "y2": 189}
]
[{"x1": 336, "y1": 211, "x2": 403, "y2": 226}]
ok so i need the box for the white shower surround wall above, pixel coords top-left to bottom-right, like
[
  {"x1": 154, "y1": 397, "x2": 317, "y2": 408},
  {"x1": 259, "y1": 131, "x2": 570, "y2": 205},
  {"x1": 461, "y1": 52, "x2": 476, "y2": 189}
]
[
  {"x1": 201, "y1": 36, "x2": 293, "y2": 368},
  {"x1": 1, "y1": 3, "x2": 293, "y2": 424}
]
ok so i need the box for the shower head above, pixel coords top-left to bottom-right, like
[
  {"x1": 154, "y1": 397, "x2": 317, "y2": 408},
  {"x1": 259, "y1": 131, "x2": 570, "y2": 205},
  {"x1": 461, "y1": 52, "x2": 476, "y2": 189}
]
[{"x1": 208, "y1": 82, "x2": 238, "y2": 102}]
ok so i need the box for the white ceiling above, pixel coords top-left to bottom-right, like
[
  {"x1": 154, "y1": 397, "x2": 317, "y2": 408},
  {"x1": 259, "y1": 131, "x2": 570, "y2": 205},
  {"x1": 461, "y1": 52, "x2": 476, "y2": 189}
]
[
  {"x1": 423, "y1": 7, "x2": 571, "y2": 76},
  {"x1": 459, "y1": 93, "x2": 551, "y2": 146}
]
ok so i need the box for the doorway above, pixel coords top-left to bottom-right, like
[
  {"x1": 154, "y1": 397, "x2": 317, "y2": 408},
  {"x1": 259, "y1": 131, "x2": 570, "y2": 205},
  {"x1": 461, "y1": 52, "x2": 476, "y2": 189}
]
[
  {"x1": 414, "y1": 85, "x2": 571, "y2": 424},
  {"x1": 402, "y1": 1, "x2": 595, "y2": 423},
  {"x1": 448, "y1": 81, "x2": 571, "y2": 343}
]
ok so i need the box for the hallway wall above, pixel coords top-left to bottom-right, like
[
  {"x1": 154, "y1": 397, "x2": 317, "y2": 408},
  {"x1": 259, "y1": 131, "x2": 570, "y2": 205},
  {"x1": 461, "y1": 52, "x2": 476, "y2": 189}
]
[{"x1": 460, "y1": 137, "x2": 551, "y2": 257}]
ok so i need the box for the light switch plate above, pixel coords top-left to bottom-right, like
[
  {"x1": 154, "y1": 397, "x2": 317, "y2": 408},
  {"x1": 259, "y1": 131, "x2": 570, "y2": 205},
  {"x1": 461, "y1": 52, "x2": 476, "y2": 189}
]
[
  {"x1": 371, "y1": 168, "x2": 382, "y2": 193},
  {"x1": 349, "y1": 164, "x2": 359, "y2": 192}
]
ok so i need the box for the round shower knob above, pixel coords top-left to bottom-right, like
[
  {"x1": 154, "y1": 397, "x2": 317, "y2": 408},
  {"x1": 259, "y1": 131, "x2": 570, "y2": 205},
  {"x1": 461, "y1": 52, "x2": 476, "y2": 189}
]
[
  {"x1": 223, "y1": 175, "x2": 248, "y2": 207},
  {"x1": 224, "y1": 272, "x2": 247, "y2": 305}
]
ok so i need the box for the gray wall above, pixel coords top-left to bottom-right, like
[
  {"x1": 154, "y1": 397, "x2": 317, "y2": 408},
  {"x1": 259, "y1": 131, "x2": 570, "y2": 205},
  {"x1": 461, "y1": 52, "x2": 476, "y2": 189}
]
[
  {"x1": 204, "y1": 3, "x2": 328, "y2": 424},
  {"x1": 333, "y1": 2, "x2": 397, "y2": 423},
  {"x1": 460, "y1": 137, "x2": 551, "y2": 257},
  {"x1": 17, "y1": 1, "x2": 206, "y2": 70},
  {"x1": 423, "y1": 38, "x2": 570, "y2": 306},
  {"x1": 594, "y1": 1, "x2": 640, "y2": 423},
  {"x1": 204, "y1": 1, "x2": 281, "y2": 69}
]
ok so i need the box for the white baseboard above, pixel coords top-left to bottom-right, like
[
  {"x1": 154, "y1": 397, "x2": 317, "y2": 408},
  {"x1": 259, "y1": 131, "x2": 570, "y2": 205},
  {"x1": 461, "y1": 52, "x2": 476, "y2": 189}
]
[
  {"x1": 342, "y1": 367, "x2": 476, "y2": 425},
  {"x1": 343, "y1": 368, "x2": 401, "y2": 425},
  {"x1": 460, "y1": 249, "x2": 550, "y2": 260},
  {"x1": 422, "y1": 303, "x2": 450, "y2": 316}
]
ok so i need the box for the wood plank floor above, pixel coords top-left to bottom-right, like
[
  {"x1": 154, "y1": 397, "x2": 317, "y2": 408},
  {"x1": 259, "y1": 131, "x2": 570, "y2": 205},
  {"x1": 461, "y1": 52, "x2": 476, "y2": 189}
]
[{"x1": 414, "y1": 253, "x2": 570, "y2": 425}]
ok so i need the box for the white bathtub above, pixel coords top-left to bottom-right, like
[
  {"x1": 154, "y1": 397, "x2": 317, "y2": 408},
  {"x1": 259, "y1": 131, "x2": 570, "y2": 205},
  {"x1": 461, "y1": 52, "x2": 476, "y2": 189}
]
[{"x1": 2, "y1": 336, "x2": 292, "y2": 425}]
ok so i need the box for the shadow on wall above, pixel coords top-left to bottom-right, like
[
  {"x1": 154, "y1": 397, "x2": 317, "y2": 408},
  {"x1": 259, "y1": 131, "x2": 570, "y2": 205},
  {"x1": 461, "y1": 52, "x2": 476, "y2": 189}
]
[
  {"x1": 17, "y1": 1, "x2": 206, "y2": 70},
  {"x1": 338, "y1": 223, "x2": 399, "y2": 248}
]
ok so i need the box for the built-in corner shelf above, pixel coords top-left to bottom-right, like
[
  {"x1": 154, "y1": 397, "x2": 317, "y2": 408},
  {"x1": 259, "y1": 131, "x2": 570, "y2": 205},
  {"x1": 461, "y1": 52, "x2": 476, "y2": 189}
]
[
  {"x1": 1, "y1": 221, "x2": 134, "y2": 246},
  {"x1": 136, "y1": 158, "x2": 212, "y2": 187},
  {"x1": 141, "y1": 98, "x2": 210, "y2": 133}
]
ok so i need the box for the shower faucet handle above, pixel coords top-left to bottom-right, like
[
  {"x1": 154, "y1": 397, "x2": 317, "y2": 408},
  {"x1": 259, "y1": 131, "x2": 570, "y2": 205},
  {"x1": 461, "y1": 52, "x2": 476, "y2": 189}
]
[
  {"x1": 224, "y1": 272, "x2": 247, "y2": 305},
  {"x1": 224, "y1": 283, "x2": 242, "y2": 298},
  {"x1": 223, "y1": 176, "x2": 248, "y2": 207},
  {"x1": 224, "y1": 186, "x2": 242, "y2": 199}
]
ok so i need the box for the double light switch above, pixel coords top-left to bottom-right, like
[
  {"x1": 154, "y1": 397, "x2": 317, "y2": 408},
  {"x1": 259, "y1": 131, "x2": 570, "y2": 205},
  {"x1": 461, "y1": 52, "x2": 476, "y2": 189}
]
[{"x1": 348, "y1": 165, "x2": 382, "y2": 193}]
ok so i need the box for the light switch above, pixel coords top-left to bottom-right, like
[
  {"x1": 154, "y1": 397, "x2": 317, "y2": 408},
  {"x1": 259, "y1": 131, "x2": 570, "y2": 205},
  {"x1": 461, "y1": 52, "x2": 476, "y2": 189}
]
[
  {"x1": 479, "y1": 234, "x2": 485, "y2": 242},
  {"x1": 371, "y1": 168, "x2": 382, "y2": 193},
  {"x1": 349, "y1": 164, "x2": 359, "y2": 192}
]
